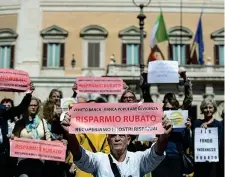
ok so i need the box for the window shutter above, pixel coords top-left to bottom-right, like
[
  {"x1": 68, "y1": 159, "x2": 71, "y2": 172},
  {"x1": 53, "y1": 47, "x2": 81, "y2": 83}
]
[
  {"x1": 42, "y1": 43, "x2": 47, "y2": 67},
  {"x1": 10, "y1": 45, "x2": 14, "y2": 68},
  {"x1": 185, "y1": 44, "x2": 190, "y2": 64},
  {"x1": 122, "y1": 44, "x2": 127, "y2": 64},
  {"x1": 88, "y1": 43, "x2": 100, "y2": 67},
  {"x1": 60, "y1": 43, "x2": 65, "y2": 67},
  {"x1": 168, "y1": 44, "x2": 173, "y2": 60},
  {"x1": 214, "y1": 45, "x2": 219, "y2": 65}
]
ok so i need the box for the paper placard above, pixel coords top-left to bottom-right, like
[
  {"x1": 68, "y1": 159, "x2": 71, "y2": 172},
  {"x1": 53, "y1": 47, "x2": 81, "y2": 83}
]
[
  {"x1": 10, "y1": 138, "x2": 66, "y2": 162},
  {"x1": 164, "y1": 110, "x2": 188, "y2": 128},
  {"x1": 0, "y1": 69, "x2": 31, "y2": 92},
  {"x1": 69, "y1": 103, "x2": 164, "y2": 135},
  {"x1": 61, "y1": 98, "x2": 77, "y2": 110},
  {"x1": 138, "y1": 134, "x2": 157, "y2": 141},
  {"x1": 76, "y1": 77, "x2": 123, "y2": 94},
  {"x1": 147, "y1": 60, "x2": 179, "y2": 83},
  {"x1": 194, "y1": 128, "x2": 219, "y2": 162}
]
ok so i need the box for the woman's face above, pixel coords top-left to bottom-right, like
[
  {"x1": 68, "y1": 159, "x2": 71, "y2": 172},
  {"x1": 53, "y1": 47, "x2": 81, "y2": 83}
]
[
  {"x1": 51, "y1": 91, "x2": 61, "y2": 102},
  {"x1": 203, "y1": 103, "x2": 214, "y2": 117},
  {"x1": 122, "y1": 92, "x2": 136, "y2": 103},
  {"x1": 29, "y1": 100, "x2": 39, "y2": 115}
]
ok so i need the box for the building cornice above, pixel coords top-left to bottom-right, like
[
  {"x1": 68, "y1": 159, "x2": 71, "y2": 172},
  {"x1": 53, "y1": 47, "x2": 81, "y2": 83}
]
[
  {"x1": 39, "y1": 0, "x2": 224, "y2": 13},
  {"x1": 0, "y1": 4, "x2": 20, "y2": 14}
]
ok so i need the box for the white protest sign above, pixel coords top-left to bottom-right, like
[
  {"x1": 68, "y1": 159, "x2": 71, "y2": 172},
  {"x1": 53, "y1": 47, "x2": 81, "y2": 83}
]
[
  {"x1": 61, "y1": 98, "x2": 77, "y2": 110},
  {"x1": 194, "y1": 128, "x2": 219, "y2": 162},
  {"x1": 147, "y1": 60, "x2": 179, "y2": 83},
  {"x1": 138, "y1": 134, "x2": 157, "y2": 141},
  {"x1": 164, "y1": 110, "x2": 188, "y2": 128}
]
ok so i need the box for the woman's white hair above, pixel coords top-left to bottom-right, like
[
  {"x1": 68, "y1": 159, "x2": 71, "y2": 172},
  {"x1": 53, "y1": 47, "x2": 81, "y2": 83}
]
[{"x1": 200, "y1": 98, "x2": 217, "y2": 114}]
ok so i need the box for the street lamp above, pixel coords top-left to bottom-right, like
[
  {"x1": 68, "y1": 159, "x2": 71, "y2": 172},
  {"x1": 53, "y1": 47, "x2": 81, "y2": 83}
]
[
  {"x1": 132, "y1": 0, "x2": 151, "y2": 74},
  {"x1": 71, "y1": 54, "x2": 76, "y2": 68}
]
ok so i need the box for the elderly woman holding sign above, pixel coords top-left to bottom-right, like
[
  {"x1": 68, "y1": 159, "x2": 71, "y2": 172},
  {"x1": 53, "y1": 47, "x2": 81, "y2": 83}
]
[
  {"x1": 192, "y1": 98, "x2": 222, "y2": 177},
  {"x1": 13, "y1": 96, "x2": 51, "y2": 177}
]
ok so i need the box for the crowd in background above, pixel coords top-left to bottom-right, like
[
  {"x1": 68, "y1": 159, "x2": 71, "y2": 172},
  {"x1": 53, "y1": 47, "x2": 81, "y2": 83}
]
[{"x1": 0, "y1": 70, "x2": 224, "y2": 177}]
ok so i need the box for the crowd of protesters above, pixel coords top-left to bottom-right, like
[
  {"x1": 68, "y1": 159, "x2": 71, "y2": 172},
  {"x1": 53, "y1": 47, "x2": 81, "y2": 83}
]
[{"x1": 0, "y1": 70, "x2": 224, "y2": 177}]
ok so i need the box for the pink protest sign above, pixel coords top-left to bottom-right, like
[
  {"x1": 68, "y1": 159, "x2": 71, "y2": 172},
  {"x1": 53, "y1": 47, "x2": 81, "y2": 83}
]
[
  {"x1": 76, "y1": 77, "x2": 123, "y2": 94},
  {"x1": 10, "y1": 138, "x2": 66, "y2": 162},
  {"x1": 0, "y1": 69, "x2": 31, "y2": 92},
  {"x1": 69, "y1": 103, "x2": 164, "y2": 134}
]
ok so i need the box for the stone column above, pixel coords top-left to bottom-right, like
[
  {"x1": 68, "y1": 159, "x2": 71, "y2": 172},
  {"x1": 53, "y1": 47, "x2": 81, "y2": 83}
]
[
  {"x1": 204, "y1": 84, "x2": 214, "y2": 99},
  {"x1": 150, "y1": 84, "x2": 159, "y2": 103},
  {"x1": 15, "y1": 0, "x2": 42, "y2": 77}
]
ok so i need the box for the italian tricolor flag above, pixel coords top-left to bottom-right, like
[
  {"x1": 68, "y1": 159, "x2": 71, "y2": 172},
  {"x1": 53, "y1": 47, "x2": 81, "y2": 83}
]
[{"x1": 149, "y1": 11, "x2": 168, "y2": 61}]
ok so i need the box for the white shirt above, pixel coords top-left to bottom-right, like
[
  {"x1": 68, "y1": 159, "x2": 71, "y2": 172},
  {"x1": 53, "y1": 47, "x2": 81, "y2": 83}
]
[{"x1": 75, "y1": 143, "x2": 165, "y2": 177}]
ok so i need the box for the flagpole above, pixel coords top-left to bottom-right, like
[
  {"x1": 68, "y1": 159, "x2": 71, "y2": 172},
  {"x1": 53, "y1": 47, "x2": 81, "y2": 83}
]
[
  {"x1": 180, "y1": 0, "x2": 183, "y2": 66},
  {"x1": 188, "y1": 1, "x2": 206, "y2": 64}
]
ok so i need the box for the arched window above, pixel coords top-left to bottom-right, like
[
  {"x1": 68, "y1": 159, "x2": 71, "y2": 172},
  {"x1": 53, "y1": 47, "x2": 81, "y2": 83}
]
[
  {"x1": 119, "y1": 26, "x2": 146, "y2": 65},
  {"x1": 41, "y1": 25, "x2": 68, "y2": 68},
  {"x1": 0, "y1": 28, "x2": 18, "y2": 68},
  {"x1": 168, "y1": 26, "x2": 193, "y2": 65},
  {"x1": 211, "y1": 27, "x2": 224, "y2": 66},
  {"x1": 80, "y1": 25, "x2": 108, "y2": 69}
]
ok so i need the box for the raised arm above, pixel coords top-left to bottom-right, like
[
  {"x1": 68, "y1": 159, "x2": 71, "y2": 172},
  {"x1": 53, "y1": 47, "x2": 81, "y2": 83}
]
[
  {"x1": 140, "y1": 72, "x2": 153, "y2": 103},
  {"x1": 5, "y1": 83, "x2": 34, "y2": 119},
  {"x1": 180, "y1": 71, "x2": 193, "y2": 110},
  {"x1": 71, "y1": 83, "x2": 77, "y2": 98},
  {"x1": 140, "y1": 115, "x2": 172, "y2": 174},
  {"x1": 61, "y1": 113, "x2": 98, "y2": 174}
]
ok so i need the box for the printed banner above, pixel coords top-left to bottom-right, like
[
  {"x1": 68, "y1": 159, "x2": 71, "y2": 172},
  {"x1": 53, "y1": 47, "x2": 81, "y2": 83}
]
[
  {"x1": 10, "y1": 138, "x2": 66, "y2": 162},
  {"x1": 0, "y1": 69, "x2": 31, "y2": 92},
  {"x1": 147, "y1": 60, "x2": 179, "y2": 83},
  {"x1": 194, "y1": 128, "x2": 219, "y2": 162},
  {"x1": 76, "y1": 77, "x2": 123, "y2": 94},
  {"x1": 164, "y1": 110, "x2": 188, "y2": 128},
  {"x1": 69, "y1": 103, "x2": 164, "y2": 134}
]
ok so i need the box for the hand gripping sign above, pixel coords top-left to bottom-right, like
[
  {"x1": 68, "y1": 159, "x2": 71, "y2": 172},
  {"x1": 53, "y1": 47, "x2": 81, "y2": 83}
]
[
  {"x1": 76, "y1": 77, "x2": 123, "y2": 95},
  {"x1": 10, "y1": 138, "x2": 66, "y2": 162},
  {"x1": 69, "y1": 103, "x2": 164, "y2": 134},
  {"x1": 0, "y1": 69, "x2": 31, "y2": 92}
]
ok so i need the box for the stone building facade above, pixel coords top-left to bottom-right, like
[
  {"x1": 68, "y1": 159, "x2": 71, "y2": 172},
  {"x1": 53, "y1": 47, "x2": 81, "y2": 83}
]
[{"x1": 0, "y1": 0, "x2": 224, "y2": 119}]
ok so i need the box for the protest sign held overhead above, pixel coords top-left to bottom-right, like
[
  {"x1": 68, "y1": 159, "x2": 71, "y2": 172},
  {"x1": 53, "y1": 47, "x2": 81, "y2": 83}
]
[
  {"x1": 0, "y1": 69, "x2": 31, "y2": 92},
  {"x1": 76, "y1": 77, "x2": 123, "y2": 94},
  {"x1": 164, "y1": 110, "x2": 188, "y2": 128},
  {"x1": 147, "y1": 60, "x2": 179, "y2": 83},
  {"x1": 10, "y1": 138, "x2": 66, "y2": 162},
  {"x1": 69, "y1": 102, "x2": 164, "y2": 134},
  {"x1": 194, "y1": 128, "x2": 219, "y2": 162}
]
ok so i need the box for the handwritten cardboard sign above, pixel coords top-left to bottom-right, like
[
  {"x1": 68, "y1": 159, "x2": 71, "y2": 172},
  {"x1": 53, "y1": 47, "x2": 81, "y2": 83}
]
[
  {"x1": 76, "y1": 77, "x2": 123, "y2": 94},
  {"x1": 0, "y1": 69, "x2": 31, "y2": 92},
  {"x1": 194, "y1": 128, "x2": 219, "y2": 162},
  {"x1": 69, "y1": 103, "x2": 164, "y2": 134},
  {"x1": 10, "y1": 138, "x2": 66, "y2": 162},
  {"x1": 164, "y1": 110, "x2": 188, "y2": 128},
  {"x1": 147, "y1": 60, "x2": 179, "y2": 83}
]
